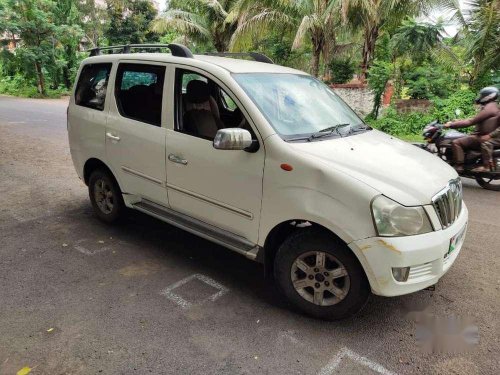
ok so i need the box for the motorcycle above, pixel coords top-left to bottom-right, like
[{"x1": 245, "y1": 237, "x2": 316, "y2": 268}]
[{"x1": 415, "y1": 118, "x2": 500, "y2": 191}]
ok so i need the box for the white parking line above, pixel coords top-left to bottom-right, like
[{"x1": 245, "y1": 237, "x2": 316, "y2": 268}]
[
  {"x1": 160, "y1": 273, "x2": 229, "y2": 309},
  {"x1": 318, "y1": 347, "x2": 397, "y2": 375},
  {"x1": 73, "y1": 239, "x2": 111, "y2": 256}
]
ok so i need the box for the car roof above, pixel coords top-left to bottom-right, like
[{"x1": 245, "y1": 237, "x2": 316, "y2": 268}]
[{"x1": 81, "y1": 53, "x2": 308, "y2": 75}]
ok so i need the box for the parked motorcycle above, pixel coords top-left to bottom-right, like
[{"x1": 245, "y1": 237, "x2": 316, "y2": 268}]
[{"x1": 415, "y1": 119, "x2": 500, "y2": 191}]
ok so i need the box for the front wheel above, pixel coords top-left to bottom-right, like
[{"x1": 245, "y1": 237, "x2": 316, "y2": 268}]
[{"x1": 274, "y1": 229, "x2": 370, "y2": 320}]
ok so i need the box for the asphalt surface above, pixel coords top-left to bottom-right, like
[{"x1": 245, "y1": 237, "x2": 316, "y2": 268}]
[{"x1": 0, "y1": 95, "x2": 499, "y2": 375}]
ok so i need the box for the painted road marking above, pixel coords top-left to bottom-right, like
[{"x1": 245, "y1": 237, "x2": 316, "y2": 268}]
[
  {"x1": 73, "y1": 238, "x2": 111, "y2": 256},
  {"x1": 160, "y1": 273, "x2": 229, "y2": 309},
  {"x1": 318, "y1": 347, "x2": 397, "y2": 375}
]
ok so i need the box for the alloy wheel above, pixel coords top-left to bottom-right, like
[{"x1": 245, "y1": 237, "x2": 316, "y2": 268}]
[
  {"x1": 94, "y1": 179, "x2": 114, "y2": 214},
  {"x1": 290, "y1": 251, "x2": 350, "y2": 306}
]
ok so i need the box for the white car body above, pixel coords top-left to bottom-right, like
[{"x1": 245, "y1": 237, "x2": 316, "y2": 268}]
[{"x1": 68, "y1": 50, "x2": 467, "y2": 303}]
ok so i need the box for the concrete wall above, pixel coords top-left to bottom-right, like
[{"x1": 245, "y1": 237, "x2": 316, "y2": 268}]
[{"x1": 330, "y1": 83, "x2": 375, "y2": 118}]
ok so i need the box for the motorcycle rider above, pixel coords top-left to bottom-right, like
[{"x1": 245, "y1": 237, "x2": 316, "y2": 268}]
[
  {"x1": 444, "y1": 86, "x2": 499, "y2": 172},
  {"x1": 475, "y1": 123, "x2": 500, "y2": 172}
]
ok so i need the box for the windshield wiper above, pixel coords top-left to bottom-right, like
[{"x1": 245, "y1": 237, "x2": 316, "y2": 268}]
[
  {"x1": 307, "y1": 123, "x2": 351, "y2": 142},
  {"x1": 348, "y1": 124, "x2": 372, "y2": 134},
  {"x1": 286, "y1": 136, "x2": 311, "y2": 142}
]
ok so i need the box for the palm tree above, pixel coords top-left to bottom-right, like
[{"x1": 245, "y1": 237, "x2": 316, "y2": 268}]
[
  {"x1": 339, "y1": 0, "x2": 437, "y2": 81},
  {"x1": 229, "y1": 0, "x2": 344, "y2": 77},
  {"x1": 461, "y1": 0, "x2": 499, "y2": 85},
  {"x1": 390, "y1": 18, "x2": 458, "y2": 67},
  {"x1": 152, "y1": 0, "x2": 238, "y2": 52}
]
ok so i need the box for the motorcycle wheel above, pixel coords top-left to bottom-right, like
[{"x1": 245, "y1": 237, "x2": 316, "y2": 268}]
[{"x1": 475, "y1": 176, "x2": 500, "y2": 191}]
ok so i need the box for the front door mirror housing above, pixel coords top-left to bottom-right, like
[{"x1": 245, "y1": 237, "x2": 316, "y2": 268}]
[{"x1": 213, "y1": 128, "x2": 253, "y2": 150}]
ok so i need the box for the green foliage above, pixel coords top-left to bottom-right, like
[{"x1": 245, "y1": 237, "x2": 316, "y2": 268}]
[
  {"x1": 366, "y1": 106, "x2": 435, "y2": 135},
  {"x1": 257, "y1": 34, "x2": 302, "y2": 66},
  {"x1": 0, "y1": 0, "x2": 495, "y2": 102},
  {"x1": 367, "y1": 60, "x2": 392, "y2": 117},
  {"x1": 432, "y1": 89, "x2": 477, "y2": 122},
  {"x1": 0, "y1": 74, "x2": 69, "y2": 98},
  {"x1": 105, "y1": 0, "x2": 159, "y2": 45},
  {"x1": 390, "y1": 18, "x2": 446, "y2": 64},
  {"x1": 153, "y1": 0, "x2": 237, "y2": 52},
  {"x1": 404, "y1": 64, "x2": 460, "y2": 99},
  {"x1": 461, "y1": 0, "x2": 500, "y2": 87},
  {"x1": 0, "y1": 0, "x2": 83, "y2": 94},
  {"x1": 327, "y1": 58, "x2": 355, "y2": 84},
  {"x1": 366, "y1": 89, "x2": 478, "y2": 136}
]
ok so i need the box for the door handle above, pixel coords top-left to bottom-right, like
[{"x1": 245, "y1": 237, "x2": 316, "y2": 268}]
[
  {"x1": 168, "y1": 153, "x2": 188, "y2": 165},
  {"x1": 106, "y1": 132, "x2": 120, "y2": 142}
]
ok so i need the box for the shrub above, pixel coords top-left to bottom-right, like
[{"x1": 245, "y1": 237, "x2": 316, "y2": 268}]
[
  {"x1": 328, "y1": 58, "x2": 355, "y2": 84},
  {"x1": 365, "y1": 89, "x2": 478, "y2": 137},
  {"x1": 432, "y1": 89, "x2": 477, "y2": 123},
  {"x1": 0, "y1": 74, "x2": 70, "y2": 98},
  {"x1": 404, "y1": 65, "x2": 460, "y2": 100}
]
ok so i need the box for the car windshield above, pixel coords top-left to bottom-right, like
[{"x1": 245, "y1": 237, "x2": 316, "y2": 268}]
[{"x1": 233, "y1": 73, "x2": 366, "y2": 140}]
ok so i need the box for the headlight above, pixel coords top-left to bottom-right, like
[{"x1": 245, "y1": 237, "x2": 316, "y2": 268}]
[{"x1": 371, "y1": 195, "x2": 433, "y2": 236}]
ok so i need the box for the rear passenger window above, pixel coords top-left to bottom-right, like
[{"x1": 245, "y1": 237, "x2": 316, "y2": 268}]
[
  {"x1": 115, "y1": 63, "x2": 165, "y2": 126},
  {"x1": 75, "y1": 63, "x2": 112, "y2": 111}
]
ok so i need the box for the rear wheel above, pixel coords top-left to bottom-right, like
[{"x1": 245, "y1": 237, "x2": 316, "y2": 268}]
[
  {"x1": 88, "y1": 169, "x2": 124, "y2": 223},
  {"x1": 274, "y1": 228, "x2": 370, "y2": 320}
]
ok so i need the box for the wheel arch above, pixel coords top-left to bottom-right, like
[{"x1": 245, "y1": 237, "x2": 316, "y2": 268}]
[
  {"x1": 262, "y1": 220, "x2": 364, "y2": 279},
  {"x1": 83, "y1": 158, "x2": 120, "y2": 189}
]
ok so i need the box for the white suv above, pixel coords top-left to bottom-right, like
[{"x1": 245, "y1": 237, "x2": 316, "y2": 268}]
[{"x1": 68, "y1": 44, "x2": 468, "y2": 320}]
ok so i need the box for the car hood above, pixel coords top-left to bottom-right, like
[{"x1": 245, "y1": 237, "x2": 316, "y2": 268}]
[{"x1": 288, "y1": 130, "x2": 457, "y2": 206}]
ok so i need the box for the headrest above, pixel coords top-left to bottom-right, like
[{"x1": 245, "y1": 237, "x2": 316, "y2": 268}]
[{"x1": 186, "y1": 80, "x2": 209, "y2": 104}]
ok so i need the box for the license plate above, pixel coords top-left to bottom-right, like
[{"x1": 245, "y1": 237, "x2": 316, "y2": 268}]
[{"x1": 449, "y1": 223, "x2": 467, "y2": 256}]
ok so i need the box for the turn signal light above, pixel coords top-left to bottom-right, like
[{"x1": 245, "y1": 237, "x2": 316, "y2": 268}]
[{"x1": 280, "y1": 163, "x2": 293, "y2": 171}]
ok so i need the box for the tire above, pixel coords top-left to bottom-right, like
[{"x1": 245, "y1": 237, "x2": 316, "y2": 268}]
[
  {"x1": 274, "y1": 228, "x2": 370, "y2": 320},
  {"x1": 88, "y1": 169, "x2": 124, "y2": 223},
  {"x1": 475, "y1": 176, "x2": 500, "y2": 191}
]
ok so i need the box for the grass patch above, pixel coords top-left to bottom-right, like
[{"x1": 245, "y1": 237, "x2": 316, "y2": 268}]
[
  {"x1": 0, "y1": 76, "x2": 70, "y2": 99},
  {"x1": 393, "y1": 134, "x2": 423, "y2": 143}
]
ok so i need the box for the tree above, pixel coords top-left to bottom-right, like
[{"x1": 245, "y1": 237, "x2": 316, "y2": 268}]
[
  {"x1": 339, "y1": 0, "x2": 437, "y2": 81},
  {"x1": 0, "y1": 0, "x2": 61, "y2": 94},
  {"x1": 105, "y1": 0, "x2": 158, "y2": 45},
  {"x1": 53, "y1": 0, "x2": 84, "y2": 89},
  {"x1": 460, "y1": 0, "x2": 499, "y2": 86},
  {"x1": 391, "y1": 18, "x2": 447, "y2": 63},
  {"x1": 78, "y1": 0, "x2": 107, "y2": 47},
  {"x1": 367, "y1": 59, "x2": 392, "y2": 118},
  {"x1": 152, "y1": 0, "x2": 238, "y2": 52},
  {"x1": 229, "y1": 0, "x2": 344, "y2": 77}
]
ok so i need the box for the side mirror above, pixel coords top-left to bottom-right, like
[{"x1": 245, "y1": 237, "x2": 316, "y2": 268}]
[{"x1": 213, "y1": 128, "x2": 253, "y2": 150}]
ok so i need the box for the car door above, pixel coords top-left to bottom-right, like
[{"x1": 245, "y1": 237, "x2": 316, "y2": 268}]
[
  {"x1": 165, "y1": 67, "x2": 265, "y2": 244},
  {"x1": 105, "y1": 61, "x2": 170, "y2": 206}
]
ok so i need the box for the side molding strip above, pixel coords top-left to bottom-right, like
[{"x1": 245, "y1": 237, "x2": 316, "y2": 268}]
[
  {"x1": 166, "y1": 183, "x2": 253, "y2": 219},
  {"x1": 121, "y1": 166, "x2": 164, "y2": 186}
]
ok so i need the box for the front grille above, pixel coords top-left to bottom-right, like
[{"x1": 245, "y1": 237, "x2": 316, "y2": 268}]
[{"x1": 432, "y1": 178, "x2": 462, "y2": 229}]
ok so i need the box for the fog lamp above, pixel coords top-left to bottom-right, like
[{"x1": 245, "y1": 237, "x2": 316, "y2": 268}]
[{"x1": 392, "y1": 267, "x2": 410, "y2": 282}]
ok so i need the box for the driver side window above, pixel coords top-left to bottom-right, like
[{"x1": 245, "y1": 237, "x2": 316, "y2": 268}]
[{"x1": 174, "y1": 68, "x2": 252, "y2": 141}]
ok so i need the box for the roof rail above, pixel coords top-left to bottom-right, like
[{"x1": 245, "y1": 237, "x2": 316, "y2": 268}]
[
  {"x1": 87, "y1": 43, "x2": 193, "y2": 58},
  {"x1": 203, "y1": 52, "x2": 273, "y2": 64}
]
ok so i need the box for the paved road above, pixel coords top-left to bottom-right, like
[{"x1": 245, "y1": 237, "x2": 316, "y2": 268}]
[{"x1": 1, "y1": 95, "x2": 499, "y2": 375}]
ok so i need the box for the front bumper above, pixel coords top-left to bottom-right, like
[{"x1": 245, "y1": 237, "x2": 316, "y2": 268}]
[{"x1": 349, "y1": 204, "x2": 468, "y2": 297}]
